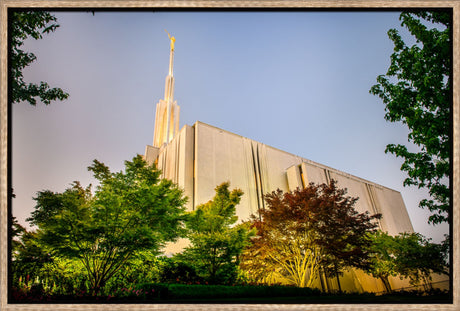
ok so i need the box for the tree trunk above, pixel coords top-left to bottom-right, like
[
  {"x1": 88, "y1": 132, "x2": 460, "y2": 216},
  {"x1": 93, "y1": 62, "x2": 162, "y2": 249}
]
[
  {"x1": 380, "y1": 276, "x2": 392, "y2": 293},
  {"x1": 335, "y1": 272, "x2": 342, "y2": 293},
  {"x1": 423, "y1": 275, "x2": 432, "y2": 292},
  {"x1": 334, "y1": 265, "x2": 342, "y2": 293},
  {"x1": 319, "y1": 268, "x2": 327, "y2": 292}
]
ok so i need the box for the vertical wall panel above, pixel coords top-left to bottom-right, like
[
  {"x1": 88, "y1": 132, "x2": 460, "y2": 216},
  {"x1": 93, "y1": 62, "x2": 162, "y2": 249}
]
[
  {"x1": 301, "y1": 162, "x2": 328, "y2": 185},
  {"x1": 286, "y1": 165, "x2": 302, "y2": 191}
]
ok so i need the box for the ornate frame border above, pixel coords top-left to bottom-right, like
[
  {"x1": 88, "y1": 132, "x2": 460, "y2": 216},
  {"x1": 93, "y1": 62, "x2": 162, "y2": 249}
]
[{"x1": 1, "y1": 1, "x2": 458, "y2": 310}]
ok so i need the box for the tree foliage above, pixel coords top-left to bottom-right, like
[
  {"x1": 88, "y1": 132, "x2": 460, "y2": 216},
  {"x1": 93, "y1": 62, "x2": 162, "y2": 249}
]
[
  {"x1": 241, "y1": 180, "x2": 381, "y2": 288},
  {"x1": 12, "y1": 217, "x2": 102, "y2": 296},
  {"x1": 11, "y1": 216, "x2": 27, "y2": 255},
  {"x1": 364, "y1": 231, "x2": 400, "y2": 292},
  {"x1": 181, "y1": 182, "x2": 255, "y2": 284},
  {"x1": 10, "y1": 10, "x2": 69, "y2": 105},
  {"x1": 370, "y1": 11, "x2": 451, "y2": 225},
  {"x1": 157, "y1": 255, "x2": 203, "y2": 284},
  {"x1": 104, "y1": 250, "x2": 162, "y2": 293},
  {"x1": 394, "y1": 232, "x2": 449, "y2": 288},
  {"x1": 27, "y1": 155, "x2": 187, "y2": 294},
  {"x1": 365, "y1": 230, "x2": 449, "y2": 292},
  {"x1": 11, "y1": 228, "x2": 53, "y2": 289}
]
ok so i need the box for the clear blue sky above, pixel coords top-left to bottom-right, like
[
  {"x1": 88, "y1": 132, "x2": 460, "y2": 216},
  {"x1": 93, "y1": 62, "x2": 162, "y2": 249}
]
[{"x1": 12, "y1": 10, "x2": 449, "y2": 243}]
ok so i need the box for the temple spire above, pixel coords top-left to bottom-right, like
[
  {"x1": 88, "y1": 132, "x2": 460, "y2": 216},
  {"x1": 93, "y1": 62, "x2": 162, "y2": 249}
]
[
  {"x1": 166, "y1": 30, "x2": 175, "y2": 75},
  {"x1": 164, "y1": 30, "x2": 175, "y2": 102},
  {"x1": 153, "y1": 31, "x2": 180, "y2": 148}
]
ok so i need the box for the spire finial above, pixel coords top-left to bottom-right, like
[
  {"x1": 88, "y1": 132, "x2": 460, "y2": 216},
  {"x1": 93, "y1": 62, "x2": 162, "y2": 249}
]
[
  {"x1": 152, "y1": 30, "x2": 180, "y2": 148},
  {"x1": 165, "y1": 29, "x2": 175, "y2": 51}
]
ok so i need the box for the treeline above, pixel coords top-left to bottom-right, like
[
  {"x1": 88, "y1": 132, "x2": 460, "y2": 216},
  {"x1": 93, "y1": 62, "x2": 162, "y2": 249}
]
[{"x1": 11, "y1": 156, "x2": 448, "y2": 300}]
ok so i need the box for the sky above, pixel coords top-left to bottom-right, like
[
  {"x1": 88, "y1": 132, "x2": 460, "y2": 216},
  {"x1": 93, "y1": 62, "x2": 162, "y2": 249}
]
[{"x1": 11, "y1": 10, "x2": 449, "y2": 243}]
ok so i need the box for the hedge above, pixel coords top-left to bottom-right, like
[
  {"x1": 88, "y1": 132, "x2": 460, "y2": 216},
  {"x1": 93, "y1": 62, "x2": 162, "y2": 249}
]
[{"x1": 134, "y1": 283, "x2": 321, "y2": 300}]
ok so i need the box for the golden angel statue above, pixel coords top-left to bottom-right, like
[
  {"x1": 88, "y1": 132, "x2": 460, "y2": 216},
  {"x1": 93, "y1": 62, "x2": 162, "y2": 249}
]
[{"x1": 165, "y1": 30, "x2": 175, "y2": 51}]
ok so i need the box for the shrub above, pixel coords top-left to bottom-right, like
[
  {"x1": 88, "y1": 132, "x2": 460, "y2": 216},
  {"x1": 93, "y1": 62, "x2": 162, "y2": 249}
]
[
  {"x1": 158, "y1": 256, "x2": 203, "y2": 284},
  {"x1": 133, "y1": 283, "x2": 170, "y2": 299},
  {"x1": 159, "y1": 284, "x2": 321, "y2": 300}
]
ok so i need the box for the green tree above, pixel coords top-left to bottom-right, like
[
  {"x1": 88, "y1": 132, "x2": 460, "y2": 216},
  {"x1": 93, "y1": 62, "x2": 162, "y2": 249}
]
[
  {"x1": 181, "y1": 182, "x2": 255, "y2": 284},
  {"x1": 393, "y1": 232, "x2": 449, "y2": 290},
  {"x1": 27, "y1": 155, "x2": 187, "y2": 295},
  {"x1": 370, "y1": 11, "x2": 451, "y2": 225},
  {"x1": 11, "y1": 216, "x2": 26, "y2": 255},
  {"x1": 365, "y1": 230, "x2": 449, "y2": 292},
  {"x1": 11, "y1": 228, "x2": 53, "y2": 291},
  {"x1": 241, "y1": 180, "x2": 380, "y2": 289},
  {"x1": 11, "y1": 223, "x2": 89, "y2": 297},
  {"x1": 10, "y1": 10, "x2": 69, "y2": 105},
  {"x1": 365, "y1": 231, "x2": 400, "y2": 293}
]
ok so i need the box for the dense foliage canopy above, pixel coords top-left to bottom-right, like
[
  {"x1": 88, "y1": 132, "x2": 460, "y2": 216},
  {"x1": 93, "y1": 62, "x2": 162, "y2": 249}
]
[
  {"x1": 26, "y1": 155, "x2": 187, "y2": 294},
  {"x1": 370, "y1": 11, "x2": 451, "y2": 225},
  {"x1": 365, "y1": 230, "x2": 449, "y2": 292},
  {"x1": 241, "y1": 180, "x2": 381, "y2": 289},
  {"x1": 181, "y1": 182, "x2": 255, "y2": 284}
]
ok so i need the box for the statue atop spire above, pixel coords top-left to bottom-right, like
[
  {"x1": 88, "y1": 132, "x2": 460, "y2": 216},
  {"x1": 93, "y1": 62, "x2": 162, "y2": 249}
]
[
  {"x1": 152, "y1": 31, "x2": 180, "y2": 148},
  {"x1": 164, "y1": 30, "x2": 175, "y2": 78},
  {"x1": 165, "y1": 29, "x2": 175, "y2": 51}
]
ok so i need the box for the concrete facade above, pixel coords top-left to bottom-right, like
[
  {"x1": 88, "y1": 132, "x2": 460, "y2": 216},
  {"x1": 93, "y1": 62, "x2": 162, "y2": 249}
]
[
  {"x1": 147, "y1": 121, "x2": 413, "y2": 236},
  {"x1": 144, "y1": 121, "x2": 420, "y2": 293}
]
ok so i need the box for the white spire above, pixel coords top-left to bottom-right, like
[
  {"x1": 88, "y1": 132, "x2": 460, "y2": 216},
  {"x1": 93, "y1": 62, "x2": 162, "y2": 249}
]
[
  {"x1": 153, "y1": 31, "x2": 180, "y2": 148},
  {"x1": 164, "y1": 30, "x2": 175, "y2": 102}
]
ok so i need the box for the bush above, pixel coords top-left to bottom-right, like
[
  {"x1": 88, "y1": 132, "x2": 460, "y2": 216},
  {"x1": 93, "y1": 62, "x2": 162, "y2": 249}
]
[
  {"x1": 158, "y1": 256, "x2": 203, "y2": 284},
  {"x1": 133, "y1": 283, "x2": 170, "y2": 299},
  {"x1": 133, "y1": 283, "x2": 321, "y2": 300},
  {"x1": 389, "y1": 288, "x2": 450, "y2": 297}
]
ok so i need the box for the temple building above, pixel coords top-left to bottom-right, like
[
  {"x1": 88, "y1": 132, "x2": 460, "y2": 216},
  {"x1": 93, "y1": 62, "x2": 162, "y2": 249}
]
[{"x1": 143, "y1": 34, "x2": 428, "y2": 293}]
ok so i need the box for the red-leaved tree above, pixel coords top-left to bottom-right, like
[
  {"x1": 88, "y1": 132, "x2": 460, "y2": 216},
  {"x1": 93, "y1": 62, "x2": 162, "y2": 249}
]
[{"x1": 241, "y1": 180, "x2": 381, "y2": 290}]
